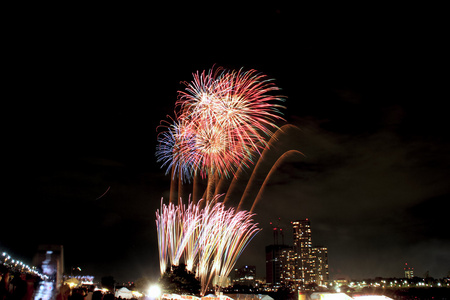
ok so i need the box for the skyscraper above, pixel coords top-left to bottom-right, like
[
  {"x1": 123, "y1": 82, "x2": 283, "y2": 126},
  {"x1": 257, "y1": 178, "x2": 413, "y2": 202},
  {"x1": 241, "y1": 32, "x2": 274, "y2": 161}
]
[
  {"x1": 266, "y1": 219, "x2": 329, "y2": 291},
  {"x1": 266, "y1": 244, "x2": 291, "y2": 289},
  {"x1": 311, "y1": 246, "x2": 329, "y2": 286},
  {"x1": 279, "y1": 247, "x2": 296, "y2": 287},
  {"x1": 292, "y1": 219, "x2": 313, "y2": 286}
]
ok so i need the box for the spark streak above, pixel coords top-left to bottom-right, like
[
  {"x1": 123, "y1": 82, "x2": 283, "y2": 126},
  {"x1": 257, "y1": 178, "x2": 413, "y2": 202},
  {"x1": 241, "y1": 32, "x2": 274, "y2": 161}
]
[
  {"x1": 155, "y1": 195, "x2": 260, "y2": 295},
  {"x1": 155, "y1": 66, "x2": 285, "y2": 295},
  {"x1": 156, "y1": 66, "x2": 285, "y2": 185}
]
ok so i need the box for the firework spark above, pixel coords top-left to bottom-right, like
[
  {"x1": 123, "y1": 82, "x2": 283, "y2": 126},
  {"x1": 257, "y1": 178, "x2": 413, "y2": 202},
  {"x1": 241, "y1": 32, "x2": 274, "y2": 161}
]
[
  {"x1": 156, "y1": 66, "x2": 285, "y2": 184},
  {"x1": 155, "y1": 66, "x2": 285, "y2": 294},
  {"x1": 155, "y1": 195, "x2": 260, "y2": 295},
  {"x1": 156, "y1": 119, "x2": 199, "y2": 182}
]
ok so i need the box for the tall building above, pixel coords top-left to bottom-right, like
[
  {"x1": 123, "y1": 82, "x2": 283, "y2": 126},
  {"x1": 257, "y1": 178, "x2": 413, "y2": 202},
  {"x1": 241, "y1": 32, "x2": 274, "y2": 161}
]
[
  {"x1": 265, "y1": 244, "x2": 291, "y2": 289},
  {"x1": 292, "y1": 219, "x2": 329, "y2": 288},
  {"x1": 404, "y1": 263, "x2": 414, "y2": 278},
  {"x1": 266, "y1": 219, "x2": 329, "y2": 291},
  {"x1": 292, "y1": 219, "x2": 313, "y2": 286},
  {"x1": 279, "y1": 247, "x2": 296, "y2": 287},
  {"x1": 311, "y1": 247, "x2": 329, "y2": 286}
]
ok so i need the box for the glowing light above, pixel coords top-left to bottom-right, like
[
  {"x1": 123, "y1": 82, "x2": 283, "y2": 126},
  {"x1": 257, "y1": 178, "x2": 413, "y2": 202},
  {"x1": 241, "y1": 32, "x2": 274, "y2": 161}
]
[
  {"x1": 132, "y1": 291, "x2": 143, "y2": 298},
  {"x1": 155, "y1": 195, "x2": 260, "y2": 295},
  {"x1": 148, "y1": 285, "x2": 161, "y2": 299},
  {"x1": 33, "y1": 281, "x2": 54, "y2": 300},
  {"x1": 67, "y1": 282, "x2": 77, "y2": 289}
]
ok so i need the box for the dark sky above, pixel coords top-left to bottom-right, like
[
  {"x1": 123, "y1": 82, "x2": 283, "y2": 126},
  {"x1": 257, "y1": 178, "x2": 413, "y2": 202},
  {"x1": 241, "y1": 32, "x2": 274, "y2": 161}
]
[{"x1": 2, "y1": 3, "x2": 449, "y2": 283}]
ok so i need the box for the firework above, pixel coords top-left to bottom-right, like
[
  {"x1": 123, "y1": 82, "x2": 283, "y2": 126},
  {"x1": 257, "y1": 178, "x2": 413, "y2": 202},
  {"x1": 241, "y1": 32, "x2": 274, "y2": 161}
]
[
  {"x1": 156, "y1": 119, "x2": 198, "y2": 183},
  {"x1": 155, "y1": 66, "x2": 285, "y2": 294},
  {"x1": 207, "y1": 206, "x2": 261, "y2": 292},
  {"x1": 156, "y1": 66, "x2": 285, "y2": 186},
  {"x1": 155, "y1": 200, "x2": 180, "y2": 274},
  {"x1": 155, "y1": 196, "x2": 260, "y2": 295}
]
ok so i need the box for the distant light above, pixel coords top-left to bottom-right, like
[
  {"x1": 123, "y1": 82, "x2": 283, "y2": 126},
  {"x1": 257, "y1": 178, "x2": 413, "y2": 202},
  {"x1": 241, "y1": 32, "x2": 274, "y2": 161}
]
[
  {"x1": 132, "y1": 291, "x2": 143, "y2": 298},
  {"x1": 67, "y1": 282, "x2": 78, "y2": 289},
  {"x1": 148, "y1": 285, "x2": 161, "y2": 298}
]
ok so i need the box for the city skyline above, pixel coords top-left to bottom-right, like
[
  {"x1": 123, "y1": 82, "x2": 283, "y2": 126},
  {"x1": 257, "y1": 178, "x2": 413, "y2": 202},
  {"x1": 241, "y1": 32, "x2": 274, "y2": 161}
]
[{"x1": 266, "y1": 218, "x2": 329, "y2": 290}]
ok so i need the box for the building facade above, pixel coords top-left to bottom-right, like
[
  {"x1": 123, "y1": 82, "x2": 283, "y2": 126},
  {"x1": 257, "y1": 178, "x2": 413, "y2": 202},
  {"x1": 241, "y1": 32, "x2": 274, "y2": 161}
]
[
  {"x1": 311, "y1": 246, "x2": 329, "y2": 286},
  {"x1": 404, "y1": 263, "x2": 414, "y2": 279},
  {"x1": 265, "y1": 244, "x2": 291, "y2": 289},
  {"x1": 266, "y1": 219, "x2": 329, "y2": 290},
  {"x1": 279, "y1": 247, "x2": 295, "y2": 287},
  {"x1": 292, "y1": 219, "x2": 313, "y2": 287}
]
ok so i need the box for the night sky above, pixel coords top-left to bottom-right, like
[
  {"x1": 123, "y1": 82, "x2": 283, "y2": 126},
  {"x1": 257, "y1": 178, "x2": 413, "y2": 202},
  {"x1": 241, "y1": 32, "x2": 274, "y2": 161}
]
[{"x1": 3, "y1": 3, "x2": 449, "y2": 283}]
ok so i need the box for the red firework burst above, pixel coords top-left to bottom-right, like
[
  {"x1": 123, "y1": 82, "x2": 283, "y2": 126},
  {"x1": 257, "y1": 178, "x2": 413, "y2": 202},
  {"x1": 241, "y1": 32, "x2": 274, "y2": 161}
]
[{"x1": 157, "y1": 66, "x2": 285, "y2": 180}]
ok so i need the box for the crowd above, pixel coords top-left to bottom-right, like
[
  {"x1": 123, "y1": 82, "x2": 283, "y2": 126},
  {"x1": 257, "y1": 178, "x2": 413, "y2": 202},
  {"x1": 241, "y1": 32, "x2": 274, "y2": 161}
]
[
  {"x1": 61, "y1": 286, "x2": 108, "y2": 300},
  {"x1": 58, "y1": 285, "x2": 138, "y2": 300},
  {"x1": 0, "y1": 266, "x2": 39, "y2": 300}
]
